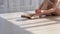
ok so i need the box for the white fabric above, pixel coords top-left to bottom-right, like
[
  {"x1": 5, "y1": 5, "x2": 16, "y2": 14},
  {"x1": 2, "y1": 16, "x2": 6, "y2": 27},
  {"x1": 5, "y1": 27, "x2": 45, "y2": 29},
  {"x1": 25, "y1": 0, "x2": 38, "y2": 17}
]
[{"x1": 41, "y1": 10, "x2": 44, "y2": 14}]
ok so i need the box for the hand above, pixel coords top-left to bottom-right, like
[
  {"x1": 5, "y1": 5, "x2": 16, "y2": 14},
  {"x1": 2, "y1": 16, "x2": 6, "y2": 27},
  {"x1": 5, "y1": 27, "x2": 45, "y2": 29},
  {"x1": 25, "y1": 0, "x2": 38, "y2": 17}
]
[{"x1": 35, "y1": 9, "x2": 42, "y2": 15}]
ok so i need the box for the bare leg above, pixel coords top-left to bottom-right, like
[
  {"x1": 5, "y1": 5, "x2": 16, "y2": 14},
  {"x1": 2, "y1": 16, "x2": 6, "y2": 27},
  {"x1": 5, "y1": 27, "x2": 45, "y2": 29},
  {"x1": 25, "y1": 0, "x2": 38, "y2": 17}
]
[{"x1": 54, "y1": 8, "x2": 60, "y2": 16}]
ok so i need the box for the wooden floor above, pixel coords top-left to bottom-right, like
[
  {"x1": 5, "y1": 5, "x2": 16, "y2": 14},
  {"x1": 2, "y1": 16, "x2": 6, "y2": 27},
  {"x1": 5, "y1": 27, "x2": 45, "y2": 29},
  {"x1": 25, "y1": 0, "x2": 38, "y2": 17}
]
[{"x1": 0, "y1": 11, "x2": 60, "y2": 34}]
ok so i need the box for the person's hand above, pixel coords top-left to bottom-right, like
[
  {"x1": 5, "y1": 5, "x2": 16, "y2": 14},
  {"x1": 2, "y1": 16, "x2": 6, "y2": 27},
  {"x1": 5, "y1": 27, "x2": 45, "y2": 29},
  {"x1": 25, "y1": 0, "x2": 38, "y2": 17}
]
[
  {"x1": 35, "y1": 9, "x2": 52, "y2": 15},
  {"x1": 35, "y1": 9, "x2": 42, "y2": 15}
]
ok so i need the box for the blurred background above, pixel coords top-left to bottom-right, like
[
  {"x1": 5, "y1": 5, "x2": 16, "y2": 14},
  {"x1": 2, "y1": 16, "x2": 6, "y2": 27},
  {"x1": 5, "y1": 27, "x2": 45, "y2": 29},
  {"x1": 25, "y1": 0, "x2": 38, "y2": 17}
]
[{"x1": 0, "y1": 0, "x2": 43, "y2": 13}]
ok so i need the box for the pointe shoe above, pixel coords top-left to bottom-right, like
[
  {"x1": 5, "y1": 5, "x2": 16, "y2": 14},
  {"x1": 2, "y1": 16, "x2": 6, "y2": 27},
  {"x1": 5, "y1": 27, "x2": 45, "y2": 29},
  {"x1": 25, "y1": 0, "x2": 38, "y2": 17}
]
[
  {"x1": 21, "y1": 14, "x2": 40, "y2": 19},
  {"x1": 30, "y1": 15, "x2": 40, "y2": 19},
  {"x1": 21, "y1": 14, "x2": 32, "y2": 19}
]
